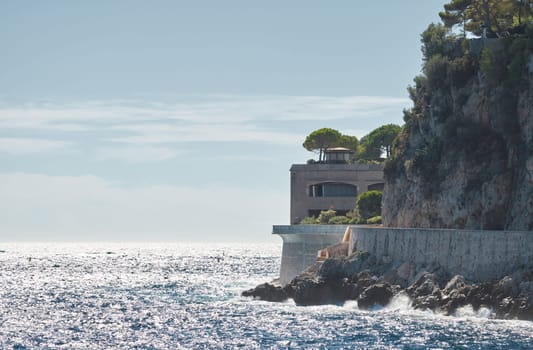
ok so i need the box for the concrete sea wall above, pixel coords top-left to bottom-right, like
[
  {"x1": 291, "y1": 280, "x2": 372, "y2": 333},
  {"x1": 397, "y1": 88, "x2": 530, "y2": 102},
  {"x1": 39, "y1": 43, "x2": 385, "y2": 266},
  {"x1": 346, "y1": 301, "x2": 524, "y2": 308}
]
[
  {"x1": 350, "y1": 227, "x2": 533, "y2": 281},
  {"x1": 273, "y1": 225, "x2": 533, "y2": 285},
  {"x1": 273, "y1": 225, "x2": 345, "y2": 285}
]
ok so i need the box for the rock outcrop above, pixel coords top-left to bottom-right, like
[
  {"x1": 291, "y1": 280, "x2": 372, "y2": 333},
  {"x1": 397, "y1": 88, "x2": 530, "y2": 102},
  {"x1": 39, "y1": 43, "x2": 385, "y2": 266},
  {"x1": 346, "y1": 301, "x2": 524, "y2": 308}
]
[
  {"x1": 241, "y1": 282, "x2": 288, "y2": 302},
  {"x1": 242, "y1": 253, "x2": 533, "y2": 320},
  {"x1": 382, "y1": 42, "x2": 533, "y2": 230}
]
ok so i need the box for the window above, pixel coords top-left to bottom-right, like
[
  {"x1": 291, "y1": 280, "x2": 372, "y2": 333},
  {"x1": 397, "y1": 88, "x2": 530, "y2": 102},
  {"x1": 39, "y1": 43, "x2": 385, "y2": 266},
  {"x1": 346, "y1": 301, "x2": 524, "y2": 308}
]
[
  {"x1": 309, "y1": 182, "x2": 357, "y2": 197},
  {"x1": 368, "y1": 183, "x2": 385, "y2": 191}
]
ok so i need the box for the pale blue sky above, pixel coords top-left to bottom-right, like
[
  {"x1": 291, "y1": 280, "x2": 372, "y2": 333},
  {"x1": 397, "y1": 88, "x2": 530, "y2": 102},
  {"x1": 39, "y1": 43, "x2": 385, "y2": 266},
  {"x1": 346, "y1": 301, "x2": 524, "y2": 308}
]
[{"x1": 0, "y1": 0, "x2": 447, "y2": 242}]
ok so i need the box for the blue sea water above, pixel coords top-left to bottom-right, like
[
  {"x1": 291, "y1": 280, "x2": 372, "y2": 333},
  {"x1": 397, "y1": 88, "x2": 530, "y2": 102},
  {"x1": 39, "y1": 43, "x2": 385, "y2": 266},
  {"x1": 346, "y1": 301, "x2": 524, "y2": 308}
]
[{"x1": 0, "y1": 243, "x2": 532, "y2": 349}]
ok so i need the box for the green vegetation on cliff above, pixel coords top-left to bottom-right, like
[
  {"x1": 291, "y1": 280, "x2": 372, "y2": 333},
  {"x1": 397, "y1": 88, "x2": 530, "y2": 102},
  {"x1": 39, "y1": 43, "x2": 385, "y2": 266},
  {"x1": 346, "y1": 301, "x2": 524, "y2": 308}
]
[
  {"x1": 386, "y1": 2, "x2": 533, "y2": 183},
  {"x1": 439, "y1": 0, "x2": 533, "y2": 37}
]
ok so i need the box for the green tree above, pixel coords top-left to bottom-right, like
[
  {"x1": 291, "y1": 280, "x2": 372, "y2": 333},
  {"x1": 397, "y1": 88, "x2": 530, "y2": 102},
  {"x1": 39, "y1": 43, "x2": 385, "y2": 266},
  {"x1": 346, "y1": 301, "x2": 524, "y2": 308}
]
[
  {"x1": 420, "y1": 22, "x2": 468, "y2": 64},
  {"x1": 440, "y1": 0, "x2": 522, "y2": 37},
  {"x1": 339, "y1": 134, "x2": 358, "y2": 152},
  {"x1": 358, "y1": 124, "x2": 401, "y2": 161},
  {"x1": 439, "y1": 0, "x2": 472, "y2": 38},
  {"x1": 514, "y1": 0, "x2": 533, "y2": 25},
  {"x1": 465, "y1": 0, "x2": 514, "y2": 35},
  {"x1": 303, "y1": 128, "x2": 358, "y2": 162},
  {"x1": 357, "y1": 136, "x2": 381, "y2": 161},
  {"x1": 356, "y1": 191, "x2": 383, "y2": 221}
]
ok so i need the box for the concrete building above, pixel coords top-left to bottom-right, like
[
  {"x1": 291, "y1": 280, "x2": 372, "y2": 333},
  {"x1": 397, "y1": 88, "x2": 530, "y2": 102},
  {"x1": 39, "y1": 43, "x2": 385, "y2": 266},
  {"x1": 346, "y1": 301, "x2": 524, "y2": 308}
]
[{"x1": 290, "y1": 148, "x2": 384, "y2": 224}]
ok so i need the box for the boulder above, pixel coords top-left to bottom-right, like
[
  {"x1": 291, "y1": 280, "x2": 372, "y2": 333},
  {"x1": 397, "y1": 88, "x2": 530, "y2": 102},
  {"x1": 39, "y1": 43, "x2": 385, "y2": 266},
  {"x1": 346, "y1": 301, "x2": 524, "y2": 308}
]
[
  {"x1": 241, "y1": 283, "x2": 288, "y2": 302},
  {"x1": 396, "y1": 262, "x2": 416, "y2": 284},
  {"x1": 493, "y1": 276, "x2": 519, "y2": 299},
  {"x1": 357, "y1": 283, "x2": 394, "y2": 309},
  {"x1": 444, "y1": 275, "x2": 466, "y2": 293},
  {"x1": 317, "y1": 258, "x2": 347, "y2": 280},
  {"x1": 283, "y1": 275, "x2": 356, "y2": 306},
  {"x1": 465, "y1": 282, "x2": 494, "y2": 310},
  {"x1": 407, "y1": 272, "x2": 440, "y2": 299},
  {"x1": 441, "y1": 289, "x2": 468, "y2": 314}
]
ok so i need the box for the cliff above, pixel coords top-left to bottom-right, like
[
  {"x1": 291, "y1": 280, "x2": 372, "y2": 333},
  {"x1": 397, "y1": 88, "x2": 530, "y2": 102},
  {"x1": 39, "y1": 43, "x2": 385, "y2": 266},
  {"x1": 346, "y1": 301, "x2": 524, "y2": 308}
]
[{"x1": 383, "y1": 35, "x2": 533, "y2": 231}]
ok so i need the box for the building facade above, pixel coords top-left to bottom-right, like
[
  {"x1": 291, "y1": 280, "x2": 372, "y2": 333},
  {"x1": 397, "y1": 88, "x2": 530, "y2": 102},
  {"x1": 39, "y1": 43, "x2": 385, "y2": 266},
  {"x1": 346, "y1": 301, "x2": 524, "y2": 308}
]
[{"x1": 290, "y1": 158, "x2": 384, "y2": 224}]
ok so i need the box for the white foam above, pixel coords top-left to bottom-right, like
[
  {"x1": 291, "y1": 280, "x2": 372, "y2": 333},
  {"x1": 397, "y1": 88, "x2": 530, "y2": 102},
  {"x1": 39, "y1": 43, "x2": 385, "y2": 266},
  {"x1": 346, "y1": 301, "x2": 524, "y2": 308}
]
[
  {"x1": 382, "y1": 293, "x2": 412, "y2": 312},
  {"x1": 454, "y1": 305, "x2": 494, "y2": 319}
]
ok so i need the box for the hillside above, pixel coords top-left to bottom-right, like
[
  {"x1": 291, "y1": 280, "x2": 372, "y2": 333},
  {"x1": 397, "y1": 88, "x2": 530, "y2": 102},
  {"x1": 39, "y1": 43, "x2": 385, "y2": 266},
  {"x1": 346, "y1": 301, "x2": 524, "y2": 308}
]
[{"x1": 383, "y1": 25, "x2": 533, "y2": 230}]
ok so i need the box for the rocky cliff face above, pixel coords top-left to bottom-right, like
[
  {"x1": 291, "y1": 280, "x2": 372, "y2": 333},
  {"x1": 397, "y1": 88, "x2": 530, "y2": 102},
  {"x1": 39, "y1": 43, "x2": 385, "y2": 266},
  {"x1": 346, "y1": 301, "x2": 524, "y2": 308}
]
[{"x1": 383, "y1": 49, "x2": 533, "y2": 231}]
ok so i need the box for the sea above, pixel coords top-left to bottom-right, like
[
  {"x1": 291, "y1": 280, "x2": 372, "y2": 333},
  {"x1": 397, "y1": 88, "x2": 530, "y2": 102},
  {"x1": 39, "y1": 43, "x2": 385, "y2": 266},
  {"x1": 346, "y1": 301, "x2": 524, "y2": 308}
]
[{"x1": 0, "y1": 242, "x2": 532, "y2": 349}]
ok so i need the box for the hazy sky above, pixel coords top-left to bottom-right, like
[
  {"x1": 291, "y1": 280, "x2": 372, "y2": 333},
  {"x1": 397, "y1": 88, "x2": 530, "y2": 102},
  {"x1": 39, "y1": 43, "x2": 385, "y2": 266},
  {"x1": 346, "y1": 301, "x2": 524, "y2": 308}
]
[{"x1": 0, "y1": 0, "x2": 447, "y2": 242}]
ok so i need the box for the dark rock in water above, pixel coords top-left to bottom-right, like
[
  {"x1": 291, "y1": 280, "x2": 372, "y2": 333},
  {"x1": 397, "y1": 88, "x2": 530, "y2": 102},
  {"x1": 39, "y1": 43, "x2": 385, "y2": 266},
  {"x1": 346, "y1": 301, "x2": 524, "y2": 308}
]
[
  {"x1": 351, "y1": 276, "x2": 378, "y2": 300},
  {"x1": 241, "y1": 283, "x2": 288, "y2": 302},
  {"x1": 441, "y1": 289, "x2": 468, "y2": 315},
  {"x1": 316, "y1": 251, "x2": 375, "y2": 281},
  {"x1": 407, "y1": 273, "x2": 441, "y2": 301},
  {"x1": 466, "y1": 282, "x2": 494, "y2": 309},
  {"x1": 317, "y1": 258, "x2": 347, "y2": 280},
  {"x1": 288, "y1": 277, "x2": 355, "y2": 306},
  {"x1": 357, "y1": 283, "x2": 394, "y2": 309},
  {"x1": 493, "y1": 276, "x2": 519, "y2": 299},
  {"x1": 512, "y1": 296, "x2": 533, "y2": 320},
  {"x1": 243, "y1": 252, "x2": 533, "y2": 320},
  {"x1": 415, "y1": 294, "x2": 441, "y2": 310},
  {"x1": 444, "y1": 275, "x2": 466, "y2": 293},
  {"x1": 290, "y1": 278, "x2": 334, "y2": 305}
]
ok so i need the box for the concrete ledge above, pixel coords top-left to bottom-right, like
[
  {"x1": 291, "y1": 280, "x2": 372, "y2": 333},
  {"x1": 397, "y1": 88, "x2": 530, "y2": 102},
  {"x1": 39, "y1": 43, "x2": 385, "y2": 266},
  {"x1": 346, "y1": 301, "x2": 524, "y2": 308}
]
[
  {"x1": 273, "y1": 225, "x2": 347, "y2": 235},
  {"x1": 290, "y1": 163, "x2": 384, "y2": 171}
]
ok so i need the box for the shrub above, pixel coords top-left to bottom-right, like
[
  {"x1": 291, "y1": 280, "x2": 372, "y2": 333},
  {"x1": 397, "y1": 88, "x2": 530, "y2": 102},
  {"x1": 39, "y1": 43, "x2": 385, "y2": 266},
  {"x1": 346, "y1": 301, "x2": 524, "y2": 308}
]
[
  {"x1": 421, "y1": 23, "x2": 461, "y2": 61},
  {"x1": 349, "y1": 217, "x2": 367, "y2": 225},
  {"x1": 356, "y1": 191, "x2": 382, "y2": 221},
  {"x1": 300, "y1": 216, "x2": 318, "y2": 224},
  {"x1": 508, "y1": 38, "x2": 528, "y2": 82},
  {"x1": 366, "y1": 216, "x2": 382, "y2": 225},
  {"x1": 328, "y1": 216, "x2": 350, "y2": 225},
  {"x1": 317, "y1": 209, "x2": 336, "y2": 224},
  {"x1": 411, "y1": 138, "x2": 441, "y2": 180},
  {"x1": 448, "y1": 55, "x2": 476, "y2": 88},
  {"x1": 424, "y1": 54, "x2": 450, "y2": 89},
  {"x1": 480, "y1": 47, "x2": 507, "y2": 83}
]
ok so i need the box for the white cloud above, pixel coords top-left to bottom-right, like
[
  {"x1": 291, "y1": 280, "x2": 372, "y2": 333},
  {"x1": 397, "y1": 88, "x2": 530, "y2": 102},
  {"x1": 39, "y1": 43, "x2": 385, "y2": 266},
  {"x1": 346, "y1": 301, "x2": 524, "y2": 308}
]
[
  {"x1": 0, "y1": 95, "x2": 408, "y2": 156},
  {"x1": 95, "y1": 146, "x2": 182, "y2": 163},
  {"x1": 0, "y1": 94, "x2": 408, "y2": 130},
  {"x1": 0, "y1": 137, "x2": 67, "y2": 154},
  {"x1": 0, "y1": 172, "x2": 287, "y2": 242},
  {"x1": 109, "y1": 122, "x2": 300, "y2": 145}
]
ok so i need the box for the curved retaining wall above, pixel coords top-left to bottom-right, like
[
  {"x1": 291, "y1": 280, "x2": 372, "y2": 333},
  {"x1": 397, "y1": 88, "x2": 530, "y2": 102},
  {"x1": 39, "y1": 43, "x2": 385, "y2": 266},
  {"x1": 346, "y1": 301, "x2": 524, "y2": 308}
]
[
  {"x1": 273, "y1": 225, "x2": 346, "y2": 285},
  {"x1": 350, "y1": 227, "x2": 533, "y2": 281}
]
